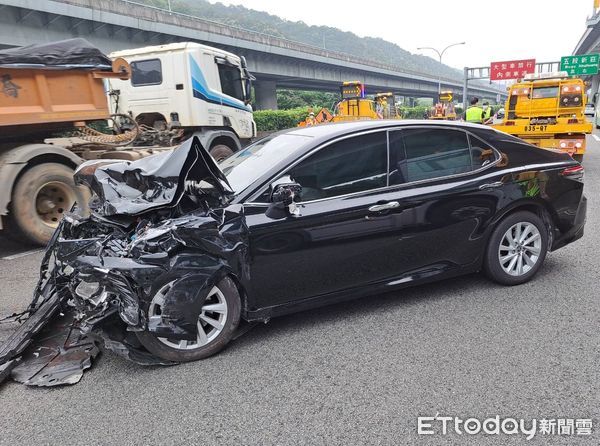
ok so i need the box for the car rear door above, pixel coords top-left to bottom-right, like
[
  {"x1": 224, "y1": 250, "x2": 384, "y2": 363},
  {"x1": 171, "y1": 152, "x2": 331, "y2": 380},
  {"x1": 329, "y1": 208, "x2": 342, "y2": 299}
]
[{"x1": 375, "y1": 126, "x2": 505, "y2": 281}]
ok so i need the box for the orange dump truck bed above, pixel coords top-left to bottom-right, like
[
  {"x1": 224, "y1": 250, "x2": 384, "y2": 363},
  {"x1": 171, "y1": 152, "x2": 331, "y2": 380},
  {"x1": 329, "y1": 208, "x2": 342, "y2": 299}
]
[{"x1": 0, "y1": 67, "x2": 110, "y2": 128}]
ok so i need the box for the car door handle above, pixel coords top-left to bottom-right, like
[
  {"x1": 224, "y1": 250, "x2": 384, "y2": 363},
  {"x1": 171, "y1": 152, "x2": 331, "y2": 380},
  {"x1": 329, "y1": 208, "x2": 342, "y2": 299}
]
[
  {"x1": 368, "y1": 201, "x2": 400, "y2": 212},
  {"x1": 479, "y1": 181, "x2": 503, "y2": 190}
]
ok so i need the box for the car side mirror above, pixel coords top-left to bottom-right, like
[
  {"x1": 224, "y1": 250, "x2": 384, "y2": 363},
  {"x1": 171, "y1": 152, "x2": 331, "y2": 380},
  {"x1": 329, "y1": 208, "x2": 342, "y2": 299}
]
[{"x1": 265, "y1": 177, "x2": 302, "y2": 219}]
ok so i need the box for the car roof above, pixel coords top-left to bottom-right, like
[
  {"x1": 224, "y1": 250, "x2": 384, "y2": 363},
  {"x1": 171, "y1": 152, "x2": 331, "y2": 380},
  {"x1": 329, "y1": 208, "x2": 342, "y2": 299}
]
[{"x1": 284, "y1": 119, "x2": 495, "y2": 139}]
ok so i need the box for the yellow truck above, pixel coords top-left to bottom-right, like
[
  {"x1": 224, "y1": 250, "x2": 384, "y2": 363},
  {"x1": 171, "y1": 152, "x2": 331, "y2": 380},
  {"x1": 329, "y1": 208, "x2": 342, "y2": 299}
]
[
  {"x1": 492, "y1": 72, "x2": 591, "y2": 162},
  {"x1": 298, "y1": 81, "x2": 399, "y2": 126},
  {"x1": 428, "y1": 90, "x2": 457, "y2": 120}
]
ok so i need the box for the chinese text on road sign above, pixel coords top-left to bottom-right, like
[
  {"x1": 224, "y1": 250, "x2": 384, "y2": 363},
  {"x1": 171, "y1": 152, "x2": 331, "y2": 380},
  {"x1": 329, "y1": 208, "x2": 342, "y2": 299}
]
[
  {"x1": 560, "y1": 54, "x2": 600, "y2": 76},
  {"x1": 490, "y1": 59, "x2": 536, "y2": 80}
]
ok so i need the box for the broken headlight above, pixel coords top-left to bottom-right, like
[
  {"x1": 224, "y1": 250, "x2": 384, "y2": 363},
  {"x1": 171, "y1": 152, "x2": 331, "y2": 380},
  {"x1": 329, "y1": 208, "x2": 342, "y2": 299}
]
[{"x1": 75, "y1": 281, "x2": 101, "y2": 300}]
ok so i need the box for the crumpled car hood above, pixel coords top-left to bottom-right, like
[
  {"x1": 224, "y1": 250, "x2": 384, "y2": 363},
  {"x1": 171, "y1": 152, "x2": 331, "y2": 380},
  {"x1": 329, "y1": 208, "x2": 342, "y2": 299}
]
[{"x1": 75, "y1": 136, "x2": 234, "y2": 216}]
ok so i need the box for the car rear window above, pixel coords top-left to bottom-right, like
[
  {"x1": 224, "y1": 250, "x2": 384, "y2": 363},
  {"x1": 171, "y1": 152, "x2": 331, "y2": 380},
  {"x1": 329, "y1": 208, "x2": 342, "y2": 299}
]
[{"x1": 391, "y1": 128, "x2": 472, "y2": 183}]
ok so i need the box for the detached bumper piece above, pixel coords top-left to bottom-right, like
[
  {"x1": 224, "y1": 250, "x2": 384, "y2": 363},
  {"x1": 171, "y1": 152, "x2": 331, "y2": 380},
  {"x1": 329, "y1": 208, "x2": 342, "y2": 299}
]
[{"x1": 10, "y1": 310, "x2": 99, "y2": 387}]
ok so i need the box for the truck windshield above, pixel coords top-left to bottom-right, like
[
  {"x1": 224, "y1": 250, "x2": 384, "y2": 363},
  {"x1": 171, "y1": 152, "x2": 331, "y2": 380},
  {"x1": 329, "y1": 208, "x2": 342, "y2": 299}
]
[
  {"x1": 218, "y1": 63, "x2": 245, "y2": 102},
  {"x1": 220, "y1": 134, "x2": 311, "y2": 193},
  {"x1": 532, "y1": 86, "x2": 558, "y2": 99}
]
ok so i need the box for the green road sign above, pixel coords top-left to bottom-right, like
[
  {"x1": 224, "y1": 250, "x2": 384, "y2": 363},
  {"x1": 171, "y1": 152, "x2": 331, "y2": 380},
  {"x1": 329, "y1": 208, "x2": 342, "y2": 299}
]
[{"x1": 560, "y1": 54, "x2": 600, "y2": 76}]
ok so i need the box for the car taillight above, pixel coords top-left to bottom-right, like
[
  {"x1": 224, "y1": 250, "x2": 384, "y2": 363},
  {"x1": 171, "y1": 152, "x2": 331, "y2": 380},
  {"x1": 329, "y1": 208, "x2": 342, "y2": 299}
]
[{"x1": 561, "y1": 165, "x2": 584, "y2": 182}]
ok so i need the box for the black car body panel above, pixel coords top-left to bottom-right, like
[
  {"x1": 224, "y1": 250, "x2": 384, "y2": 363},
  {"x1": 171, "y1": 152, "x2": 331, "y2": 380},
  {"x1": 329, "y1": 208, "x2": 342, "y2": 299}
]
[{"x1": 0, "y1": 121, "x2": 586, "y2": 386}]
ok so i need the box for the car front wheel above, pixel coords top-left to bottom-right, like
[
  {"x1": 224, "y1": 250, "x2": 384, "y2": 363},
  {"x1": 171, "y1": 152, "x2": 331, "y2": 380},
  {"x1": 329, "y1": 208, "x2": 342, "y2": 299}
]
[
  {"x1": 484, "y1": 211, "x2": 549, "y2": 286},
  {"x1": 135, "y1": 276, "x2": 241, "y2": 362}
]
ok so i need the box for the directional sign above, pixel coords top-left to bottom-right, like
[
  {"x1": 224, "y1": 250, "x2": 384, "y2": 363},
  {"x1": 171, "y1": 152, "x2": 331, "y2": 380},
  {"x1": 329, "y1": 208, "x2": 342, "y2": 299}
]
[
  {"x1": 439, "y1": 92, "x2": 453, "y2": 102},
  {"x1": 490, "y1": 59, "x2": 536, "y2": 81},
  {"x1": 340, "y1": 82, "x2": 365, "y2": 99},
  {"x1": 560, "y1": 54, "x2": 599, "y2": 76}
]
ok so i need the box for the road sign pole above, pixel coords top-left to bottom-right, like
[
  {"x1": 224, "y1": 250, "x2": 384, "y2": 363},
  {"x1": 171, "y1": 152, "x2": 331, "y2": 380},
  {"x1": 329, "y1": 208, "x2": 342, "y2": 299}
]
[{"x1": 463, "y1": 67, "x2": 468, "y2": 116}]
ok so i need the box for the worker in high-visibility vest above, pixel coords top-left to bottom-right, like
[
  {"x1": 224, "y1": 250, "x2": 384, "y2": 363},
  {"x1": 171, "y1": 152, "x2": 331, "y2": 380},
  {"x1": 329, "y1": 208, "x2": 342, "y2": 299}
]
[
  {"x1": 465, "y1": 97, "x2": 484, "y2": 123},
  {"x1": 482, "y1": 101, "x2": 493, "y2": 124}
]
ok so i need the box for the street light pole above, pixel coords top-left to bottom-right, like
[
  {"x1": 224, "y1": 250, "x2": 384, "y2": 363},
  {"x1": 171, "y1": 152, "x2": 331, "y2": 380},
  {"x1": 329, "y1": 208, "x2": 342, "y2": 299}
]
[{"x1": 417, "y1": 42, "x2": 466, "y2": 94}]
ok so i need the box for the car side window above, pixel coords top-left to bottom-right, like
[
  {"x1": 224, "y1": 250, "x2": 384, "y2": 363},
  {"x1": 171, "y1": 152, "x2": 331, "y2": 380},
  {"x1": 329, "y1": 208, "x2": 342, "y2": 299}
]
[
  {"x1": 469, "y1": 134, "x2": 499, "y2": 169},
  {"x1": 286, "y1": 132, "x2": 388, "y2": 201},
  {"x1": 390, "y1": 128, "x2": 472, "y2": 183}
]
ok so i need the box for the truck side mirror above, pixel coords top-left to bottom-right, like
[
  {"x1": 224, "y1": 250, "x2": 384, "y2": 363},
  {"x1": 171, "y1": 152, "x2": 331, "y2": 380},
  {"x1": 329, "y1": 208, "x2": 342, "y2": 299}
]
[
  {"x1": 244, "y1": 78, "x2": 252, "y2": 104},
  {"x1": 265, "y1": 176, "x2": 302, "y2": 219}
]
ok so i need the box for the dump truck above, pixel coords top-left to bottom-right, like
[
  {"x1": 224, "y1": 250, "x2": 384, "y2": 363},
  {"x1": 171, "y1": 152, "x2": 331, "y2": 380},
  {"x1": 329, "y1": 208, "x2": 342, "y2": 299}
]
[
  {"x1": 0, "y1": 39, "x2": 256, "y2": 245},
  {"x1": 492, "y1": 72, "x2": 591, "y2": 162}
]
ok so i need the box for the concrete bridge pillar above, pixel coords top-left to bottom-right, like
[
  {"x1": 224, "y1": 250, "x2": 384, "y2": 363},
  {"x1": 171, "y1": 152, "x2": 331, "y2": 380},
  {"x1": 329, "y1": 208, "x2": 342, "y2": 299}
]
[
  {"x1": 254, "y1": 80, "x2": 278, "y2": 110},
  {"x1": 589, "y1": 75, "x2": 600, "y2": 107}
]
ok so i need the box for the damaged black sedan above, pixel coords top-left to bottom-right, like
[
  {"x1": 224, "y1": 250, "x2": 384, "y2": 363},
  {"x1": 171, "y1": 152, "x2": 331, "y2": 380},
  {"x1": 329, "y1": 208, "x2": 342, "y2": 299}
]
[{"x1": 0, "y1": 120, "x2": 586, "y2": 386}]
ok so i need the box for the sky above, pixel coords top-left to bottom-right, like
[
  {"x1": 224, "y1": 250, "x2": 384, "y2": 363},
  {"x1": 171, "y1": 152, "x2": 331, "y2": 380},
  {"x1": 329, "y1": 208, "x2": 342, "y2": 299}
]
[{"x1": 208, "y1": 0, "x2": 594, "y2": 70}]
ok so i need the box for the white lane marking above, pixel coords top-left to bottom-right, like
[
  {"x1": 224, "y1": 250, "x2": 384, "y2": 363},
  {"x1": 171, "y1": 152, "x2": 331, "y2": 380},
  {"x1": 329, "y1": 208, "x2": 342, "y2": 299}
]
[
  {"x1": 1, "y1": 249, "x2": 43, "y2": 260},
  {"x1": 592, "y1": 134, "x2": 600, "y2": 142}
]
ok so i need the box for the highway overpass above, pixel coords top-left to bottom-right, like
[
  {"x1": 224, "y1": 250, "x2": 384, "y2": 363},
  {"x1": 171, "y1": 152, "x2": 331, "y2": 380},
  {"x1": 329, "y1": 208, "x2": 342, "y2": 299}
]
[
  {"x1": 0, "y1": 0, "x2": 505, "y2": 109},
  {"x1": 573, "y1": 7, "x2": 600, "y2": 104}
]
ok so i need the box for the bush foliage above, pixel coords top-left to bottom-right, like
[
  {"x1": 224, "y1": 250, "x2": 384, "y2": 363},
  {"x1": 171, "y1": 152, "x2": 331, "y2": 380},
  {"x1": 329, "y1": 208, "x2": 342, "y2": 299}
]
[
  {"x1": 254, "y1": 105, "x2": 507, "y2": 132},
  {"x1": 253, "y1": 107, "x2": 310, "y2": 131}
]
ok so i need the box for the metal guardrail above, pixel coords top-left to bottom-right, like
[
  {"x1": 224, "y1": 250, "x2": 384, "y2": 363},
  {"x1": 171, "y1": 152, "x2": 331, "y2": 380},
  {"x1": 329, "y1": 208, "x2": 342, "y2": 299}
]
[{"x1": 46, "y1": 0, "x2": 501, "y2": 92}]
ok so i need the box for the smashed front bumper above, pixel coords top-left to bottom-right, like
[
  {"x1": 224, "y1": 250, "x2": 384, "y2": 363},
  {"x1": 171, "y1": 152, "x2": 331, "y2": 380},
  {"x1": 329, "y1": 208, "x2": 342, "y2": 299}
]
[{"x1": 0, "y1": 203, "x2": 248, "y2": 387}]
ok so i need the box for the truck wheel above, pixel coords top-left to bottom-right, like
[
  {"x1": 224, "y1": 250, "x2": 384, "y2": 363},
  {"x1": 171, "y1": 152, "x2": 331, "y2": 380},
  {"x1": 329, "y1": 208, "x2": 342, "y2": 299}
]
[
  {"x1": 209, "y1": 144, "x2": 235, "y2": 162},
  {"x1": 10, "y1": 163, "x2": 90, "y2": 246}
]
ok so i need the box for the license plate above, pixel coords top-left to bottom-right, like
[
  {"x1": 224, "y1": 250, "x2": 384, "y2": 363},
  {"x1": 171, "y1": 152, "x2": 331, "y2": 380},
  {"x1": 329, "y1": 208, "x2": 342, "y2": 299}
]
[{"x1": 523, "y1": 125, "x2": 548, "y2": 132}]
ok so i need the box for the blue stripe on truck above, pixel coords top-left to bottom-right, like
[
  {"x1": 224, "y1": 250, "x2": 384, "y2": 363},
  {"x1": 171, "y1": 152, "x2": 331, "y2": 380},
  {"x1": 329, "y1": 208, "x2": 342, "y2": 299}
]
[{"x1": 189, "y1": 55, "x2": 252, "y2": 112}]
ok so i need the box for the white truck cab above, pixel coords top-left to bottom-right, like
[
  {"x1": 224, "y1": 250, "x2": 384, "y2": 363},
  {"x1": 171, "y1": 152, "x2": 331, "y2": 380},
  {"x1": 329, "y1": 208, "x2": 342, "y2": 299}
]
[{"x1": 109, "y1": 42, "x2": 256, "y2": 159}]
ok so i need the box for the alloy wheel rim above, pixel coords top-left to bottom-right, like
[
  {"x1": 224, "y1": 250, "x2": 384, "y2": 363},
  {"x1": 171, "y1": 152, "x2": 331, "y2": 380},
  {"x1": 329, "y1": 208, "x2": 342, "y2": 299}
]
[
  {"x1": 498, "y1": 222, "x2": 542, "y2": 276},
  {"x1": 149, "y1": 282, "x2": 228, "y2": 350}
]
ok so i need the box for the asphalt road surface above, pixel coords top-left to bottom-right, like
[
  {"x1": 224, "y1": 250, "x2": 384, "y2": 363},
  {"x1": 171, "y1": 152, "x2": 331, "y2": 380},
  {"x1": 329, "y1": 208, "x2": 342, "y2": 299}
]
[{"x1": 1, "y1": 135, "x2": 599, "y2": 445}]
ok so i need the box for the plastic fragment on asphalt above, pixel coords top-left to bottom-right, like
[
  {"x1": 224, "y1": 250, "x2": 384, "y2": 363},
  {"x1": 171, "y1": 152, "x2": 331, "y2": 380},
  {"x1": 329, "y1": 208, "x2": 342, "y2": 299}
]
[
  {"x1": 0, "y1": 291, "x2": 63, "y2": 366},
  {"x1": 0, "y1": 357, "x2": 21, "y2": 385},
  {"x1": 10, "y1": 310, "x2": 100, "y2": 387}
]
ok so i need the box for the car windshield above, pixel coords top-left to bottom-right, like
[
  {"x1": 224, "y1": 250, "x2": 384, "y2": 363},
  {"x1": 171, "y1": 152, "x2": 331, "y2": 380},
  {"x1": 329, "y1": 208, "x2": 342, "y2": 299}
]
[{"x1": 220, "y1": 133, "x2": 311, "y2": 193}]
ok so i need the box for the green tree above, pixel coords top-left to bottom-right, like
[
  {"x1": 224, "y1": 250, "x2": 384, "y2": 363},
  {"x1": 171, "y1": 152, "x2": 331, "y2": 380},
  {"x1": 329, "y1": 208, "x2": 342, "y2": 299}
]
[{"x1": 276, "y1": 89, "x2": 338, "y2": 110}]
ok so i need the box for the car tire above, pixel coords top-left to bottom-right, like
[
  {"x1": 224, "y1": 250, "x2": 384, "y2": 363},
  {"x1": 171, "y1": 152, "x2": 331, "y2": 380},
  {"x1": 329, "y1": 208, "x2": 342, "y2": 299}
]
[
  {"x1": 483, "y1": 211, "x2": 548, "y2": 286},
  {"x1": 9, "y1": 163, "x2": 90, "y2": 246},
  {"x1": 209, "y1": 144, "x2": 235, "y2": 162},
  {"x1": 135, "y1": 276, "x2": 241, "y2": 362}
]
